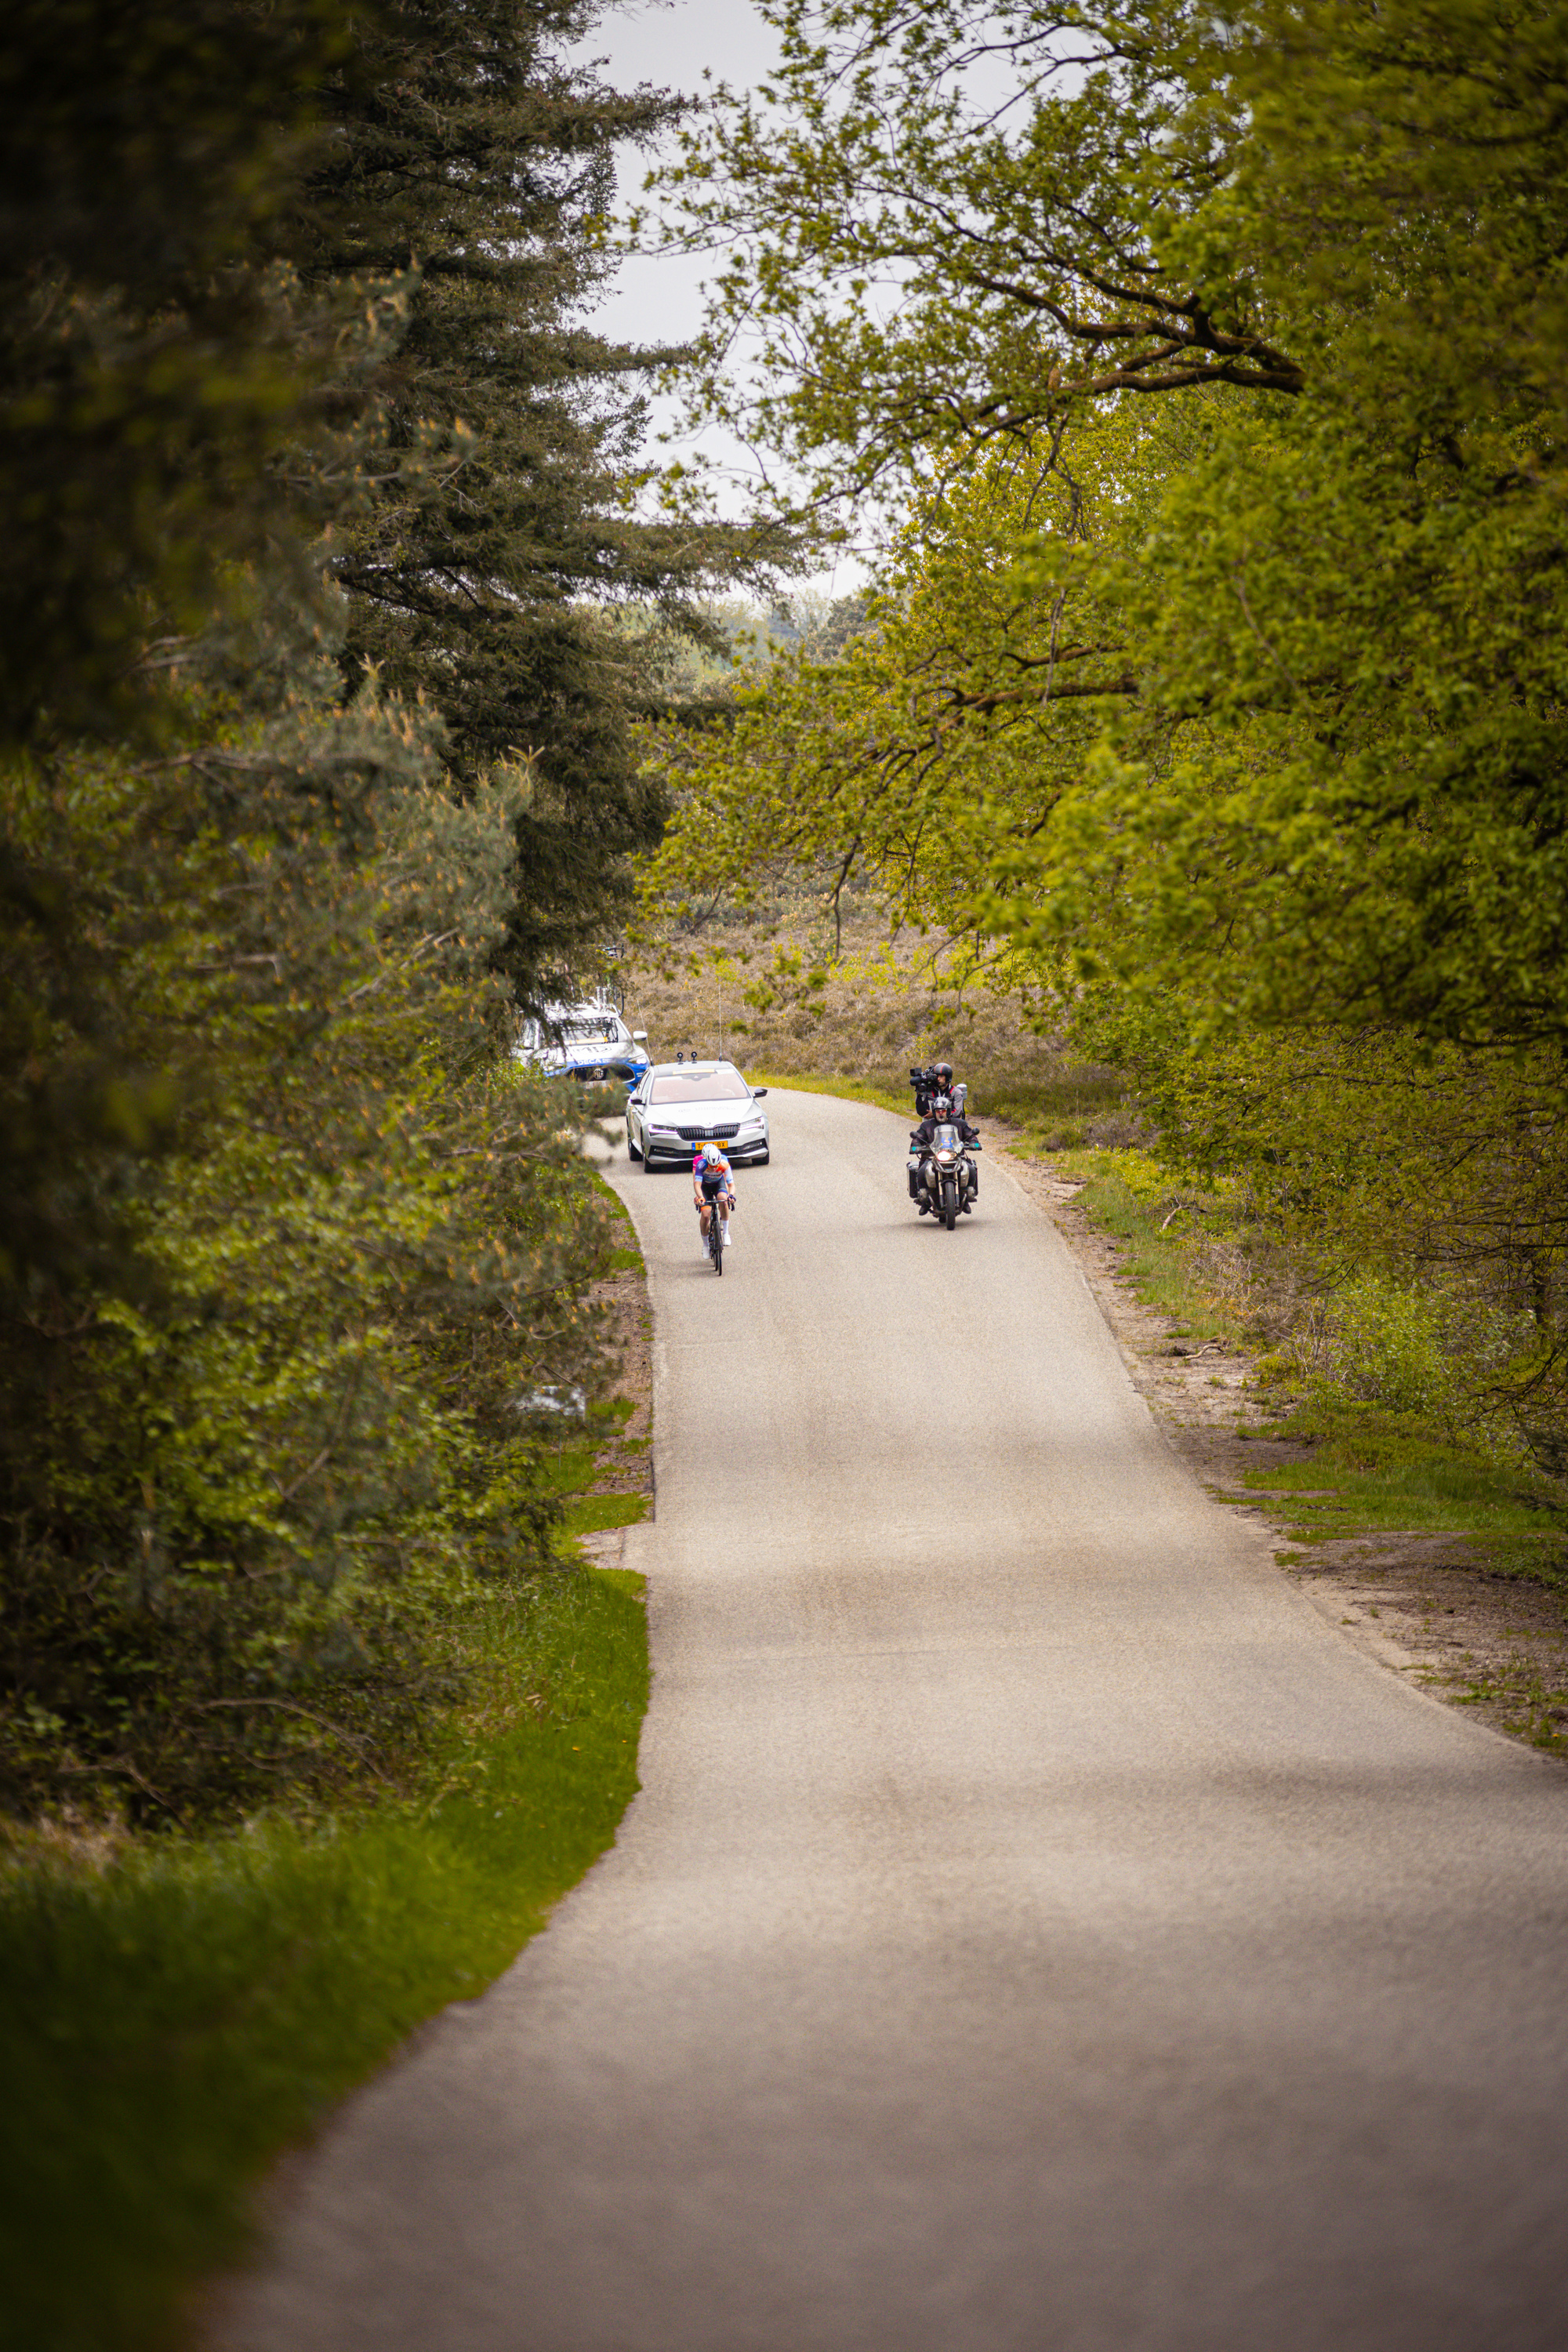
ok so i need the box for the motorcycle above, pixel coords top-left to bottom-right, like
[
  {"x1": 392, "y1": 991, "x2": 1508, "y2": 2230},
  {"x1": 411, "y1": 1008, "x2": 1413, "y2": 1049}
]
[{"x1": 907, "y1": 1119, "x2": 979, "y2": 1231}]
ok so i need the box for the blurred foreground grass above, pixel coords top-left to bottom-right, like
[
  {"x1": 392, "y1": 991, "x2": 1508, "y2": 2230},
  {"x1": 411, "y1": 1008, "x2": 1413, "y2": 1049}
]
[{"x1": 0, "y1": 1566, "x2": 648, "y2": 2352}]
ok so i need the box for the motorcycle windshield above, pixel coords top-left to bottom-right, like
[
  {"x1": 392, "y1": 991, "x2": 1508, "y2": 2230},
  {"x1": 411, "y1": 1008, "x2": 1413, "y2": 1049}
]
[{"x1": 931, "y1": 1123, "x2": 960, "y2": 1149}]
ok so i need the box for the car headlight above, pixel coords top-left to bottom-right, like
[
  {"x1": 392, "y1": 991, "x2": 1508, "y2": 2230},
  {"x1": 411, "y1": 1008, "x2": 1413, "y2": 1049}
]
[{"x1": 649, "y1": 1123, "x2": 679, "y2": 1137}]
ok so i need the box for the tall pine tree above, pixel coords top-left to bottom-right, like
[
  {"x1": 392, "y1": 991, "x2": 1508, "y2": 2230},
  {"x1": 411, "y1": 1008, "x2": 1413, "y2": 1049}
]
[{"x1": 292, "y1": 0, "x2": 787, "y2": 993}]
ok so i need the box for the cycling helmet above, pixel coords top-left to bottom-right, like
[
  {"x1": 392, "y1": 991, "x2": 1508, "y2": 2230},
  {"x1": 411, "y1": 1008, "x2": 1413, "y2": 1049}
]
[{"x1": 701, "y1": 1142, "x2": 726, "y2": 1166}]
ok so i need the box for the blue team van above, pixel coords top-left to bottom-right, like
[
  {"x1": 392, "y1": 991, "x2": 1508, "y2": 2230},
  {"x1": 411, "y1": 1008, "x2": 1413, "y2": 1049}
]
[{"x1": 514, "y1": 996, "x2": 651, "y2": 1091}]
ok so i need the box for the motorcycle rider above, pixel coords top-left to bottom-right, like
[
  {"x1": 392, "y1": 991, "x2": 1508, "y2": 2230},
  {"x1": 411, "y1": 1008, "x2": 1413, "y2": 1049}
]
[
  {"x1": 911, "y1": 1059, "x2": 955, "y2": 1119},
  {"x1": 913, "y1": 1105, "x2": 980, "y2": 1148},
  {"x1": 693, "y1": 1141, "x2": 735, "y2": 1254},
  {"x1": 909, "y1": 1062, "x2": 975, "y2": 1134},
  {"x1": 908, "y1": 1063, "x2": 980, "y2": 1207}
]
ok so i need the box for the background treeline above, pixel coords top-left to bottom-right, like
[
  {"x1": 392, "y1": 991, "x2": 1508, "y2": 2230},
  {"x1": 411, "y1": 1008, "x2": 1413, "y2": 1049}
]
[
  {"x1": 1, "y1": 0, "x2": 770, "y2": 1827},
  {"x1": 639, "y1": 0, "x2": 1568, "y2": 1485}
]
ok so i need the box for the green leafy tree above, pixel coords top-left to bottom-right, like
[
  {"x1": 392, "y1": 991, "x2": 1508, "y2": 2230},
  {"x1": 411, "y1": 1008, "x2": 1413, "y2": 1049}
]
[
  {"x1": 637, "y1": 419, "x2": 1144, "y2": 954},
  {"x1": 641, "y1": 0, "x2": 1568, "y2": 1465},
  {"x1": 0, "y1": 0, "x2": 401, "y2": 1303},
  {"x1": 654, "y1": 0, "x2": 1568, "y2": 1040},
  {"x1": 2, "y1": 659, "x2": 615, "y2": 1821},
  {"x1": 0, "y1": 0, "x2": 390, "y2": 751}
]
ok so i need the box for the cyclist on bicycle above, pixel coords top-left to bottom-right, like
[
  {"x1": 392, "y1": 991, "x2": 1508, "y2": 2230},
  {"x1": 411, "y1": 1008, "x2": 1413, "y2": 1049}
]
[{"x1": 693, "y1": 1142, "x2": 735, "y2": 1255}]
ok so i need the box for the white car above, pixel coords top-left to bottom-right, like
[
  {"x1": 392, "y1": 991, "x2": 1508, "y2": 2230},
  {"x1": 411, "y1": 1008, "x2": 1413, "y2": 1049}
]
[
  {"x1": 514, "y1": 1000, "x2": 649, "y2": 1091},
  {"x1": 626, "y1": 1062, "x2": 770, "y2": 1171}
]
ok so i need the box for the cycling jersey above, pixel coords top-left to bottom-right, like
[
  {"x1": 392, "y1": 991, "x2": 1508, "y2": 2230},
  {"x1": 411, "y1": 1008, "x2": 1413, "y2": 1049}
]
[{"x1": 694, "y1": 1148, "x2": 733, "y2": 1193}]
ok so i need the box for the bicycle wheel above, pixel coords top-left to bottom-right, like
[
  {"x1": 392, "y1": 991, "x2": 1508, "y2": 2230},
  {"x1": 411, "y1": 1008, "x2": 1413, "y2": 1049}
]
[{"x1": 711, "y1": 1211, "x2": 724, "y2": 1274}]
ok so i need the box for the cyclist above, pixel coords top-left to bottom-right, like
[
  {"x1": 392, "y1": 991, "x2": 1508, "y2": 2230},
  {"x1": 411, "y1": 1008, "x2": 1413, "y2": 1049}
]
[{"x1": 693, "y1": 1141, "x2": 735, "y2": 1255}]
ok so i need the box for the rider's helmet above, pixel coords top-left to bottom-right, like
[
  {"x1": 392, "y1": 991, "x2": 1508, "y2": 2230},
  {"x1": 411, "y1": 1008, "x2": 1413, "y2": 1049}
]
[
  {"x1": 934, "y1": 1062, "x2": 953, "y2": 1087},
  {"x1": 701, "y1": 1142, "x2": 726, "y2": 1167}
]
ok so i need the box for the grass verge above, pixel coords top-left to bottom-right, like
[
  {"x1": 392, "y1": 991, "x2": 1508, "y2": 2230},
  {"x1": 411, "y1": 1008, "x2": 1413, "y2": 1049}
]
[
  {"x1": 1234, "y1": 1399, "x2": 1564, "y2": 1551},
  {"x1": 739, "y1": 1066, "x2": 909, "y2": 1116},
  {"x1": 1039, "y1": 1146, "x2": 1237, "y2": 1340},
  {"x1": 1042, "y1": 1142, "x2": 1565, "y2": 1581},
  {"x1": 0, "y1": 1564, "x2": 648, "y2": 2352}
]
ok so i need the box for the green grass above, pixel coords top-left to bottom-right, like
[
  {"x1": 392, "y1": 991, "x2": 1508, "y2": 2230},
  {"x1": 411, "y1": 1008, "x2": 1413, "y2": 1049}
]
[
  {"x1": 1233, "y1": 1399, "x2": 1564, "y2": 1550},
  {"x1": 538, "y1": 1438, "x2": 600, "y2": 1495},
  {"x1": 1032, "y1": 1145, "x2": 1567, "y2": 1580},
  {"x1": 561, "y1": 1492, "x2": 650, "y2": 1538},
  {"x1": 0, "y1": 1566, "x2": 648, "y2": 2352},
  {"x1": 584, "y1": 1164, "x2": 644, "y2": 1276},
  {"x1": 533, "y1": 1402, "x2": 639, "y2": 1499},
  {"x1": 1041, "y1": 1145, "x2": 1238, "y2": 1341},
  {"x1": 740, "y1": 1066, "x2": 910, "y2": 1116},
  {"x1": 535, "y1": 1410, "x2": 651, "y2": 1542}
]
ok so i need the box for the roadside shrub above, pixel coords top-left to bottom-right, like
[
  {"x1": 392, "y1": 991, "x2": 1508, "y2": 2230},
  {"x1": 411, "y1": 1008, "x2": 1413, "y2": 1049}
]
[
  {"x1": 1298, "y1": 1273, "x2": 1541, "y2": 1470},
  {"x1": 1, "y1": 669, "x2": 616, "y2": 1829},
  {"x1": 1319, "y1": 1274, "x2": 1455, "y2": 1417}
]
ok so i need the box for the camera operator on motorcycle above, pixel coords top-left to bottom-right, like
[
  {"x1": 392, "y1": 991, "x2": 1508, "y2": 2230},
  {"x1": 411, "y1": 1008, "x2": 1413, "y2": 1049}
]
[
  {"x1": 906, "y1": 1060, "x2": 982, "y2": 1215},
  {"x1": 693, "y1": 1142, "x2": 735, "y2": 1256},
  {"x1": 909, "y1": 1062, "x2": 980, "y2": 1149}
]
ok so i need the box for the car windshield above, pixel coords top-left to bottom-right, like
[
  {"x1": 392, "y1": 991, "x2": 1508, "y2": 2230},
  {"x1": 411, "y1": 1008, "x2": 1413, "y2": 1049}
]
[
  {"x1": 931, "y1": 1123, "x2": 960, "y2": 1149},
  {"x1": 559, "y1": 1018, "x2": 620, "y2": 1045},
  {"x1": 649, "y1": 1067, "x2": 750, "y2": 1103}
]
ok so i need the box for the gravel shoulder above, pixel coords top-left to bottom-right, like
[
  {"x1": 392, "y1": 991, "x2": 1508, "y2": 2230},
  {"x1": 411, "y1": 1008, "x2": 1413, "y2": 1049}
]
[{"x1": 571, "y1": 1178, "x2": 655, "y2": 1572}]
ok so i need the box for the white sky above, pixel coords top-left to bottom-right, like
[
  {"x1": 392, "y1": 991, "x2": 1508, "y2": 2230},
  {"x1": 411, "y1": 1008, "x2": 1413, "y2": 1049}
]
[
  {"x1": 568, "y1": 0, "x2": 782, "y2": 354},
  {"x1": 566, "y1": 1, "x2": 871, "y2": 597}
]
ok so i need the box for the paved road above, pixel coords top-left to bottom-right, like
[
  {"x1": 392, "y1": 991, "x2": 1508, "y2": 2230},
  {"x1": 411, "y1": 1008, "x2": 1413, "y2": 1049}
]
[{"x1": 220, "y1": 1089, "x2": 1568, "y2": 2352}]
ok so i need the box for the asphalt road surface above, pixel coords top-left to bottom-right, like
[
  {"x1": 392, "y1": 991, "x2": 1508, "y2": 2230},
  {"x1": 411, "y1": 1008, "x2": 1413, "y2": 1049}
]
[{"x1": 218, "y1": 1089, "x2": 1568, "y2": 2352}]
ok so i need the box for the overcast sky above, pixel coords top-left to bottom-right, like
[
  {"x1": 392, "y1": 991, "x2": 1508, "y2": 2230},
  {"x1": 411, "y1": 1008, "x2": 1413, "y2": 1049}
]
[
  {"x1": 567, "y1": 2, "x2": 872, "y2": 593},
  {"x1": 568, "y1": 1, "x2": 782, "y2": 354},
  {"x1": 564, "y1": 5, "x2": 1050, "y2": 593}
]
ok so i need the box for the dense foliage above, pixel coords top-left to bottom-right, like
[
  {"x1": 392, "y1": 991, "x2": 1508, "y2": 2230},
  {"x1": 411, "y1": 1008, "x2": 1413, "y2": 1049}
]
[
  {"x1": 641, "y1": 1, "x2": 1568, "y2": 1472},
  {"x1": 4, "y1": 673, "x2": 613, "y2": 1820},
  {"x1": 0, "y1": 1, "x2": 737, "y2": 1825}
]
